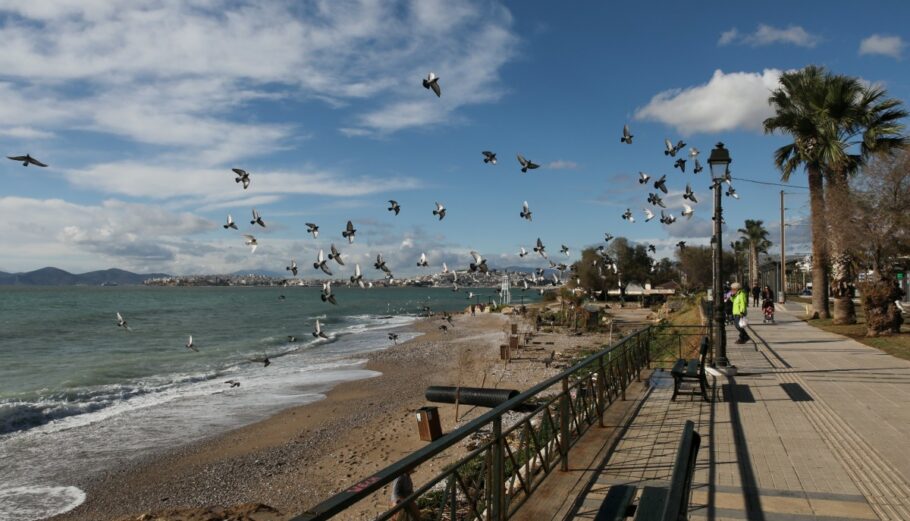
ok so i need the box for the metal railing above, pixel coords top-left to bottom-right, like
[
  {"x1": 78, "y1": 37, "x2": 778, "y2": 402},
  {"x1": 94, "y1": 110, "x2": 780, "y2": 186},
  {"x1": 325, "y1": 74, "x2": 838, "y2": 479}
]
[{"x1": 293, "y1": 323, "x2": 706, "y2": 521}]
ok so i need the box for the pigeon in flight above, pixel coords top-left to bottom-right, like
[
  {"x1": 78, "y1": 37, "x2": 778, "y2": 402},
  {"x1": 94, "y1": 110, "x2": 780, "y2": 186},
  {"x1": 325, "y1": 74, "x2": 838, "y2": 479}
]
[
  {"x1": 648, "y1": 244, "x2": 656, "y2": 253},
  {"x1": 417, "y1": 252, "x2": 429, "y2": 267},
  {"x1": 186, "y1": 335, "x2": 197, "y2": 352},
  {"x1": 250, "y1": 355, "x2": 271, "y2": 367},
  {"x1": 482, "y1": 151, "x2": 497, "y2": 164},
  {"x1": 432, "y1": 202, "x2": 446, "y2": 220},
  {"x1": 374, "y1": 254, "x2": 392, "y2": 275},
  {"x1": 638, "y1": 172, "x2": 651, "y2": 184},
  {"x1": 534, "y1": 238, "x2": 547, "y2": 258},
  {"x1": 329, "y1": 244, "x2": 345, "y2": 266},
  {"x1": 682, "y1": 204, "x2": 694, "y2": 219},
  {"x1": 516, "y1": 154, "x2": 540, "y2": 173},
  {"x1": 674, "y1": 158, "x2": 686, "y2": 173},
  {"x1": 643, "y1": 208, "x2": 655, "y2": 222},
  {"x1": 621, "y1": 124, "x2": 634, "y2": 144},
  {"x1": 660, "y1": 211, "x2": 677, "y2": 225},
  {"x1": 689, "y1": 147, "x2": 700, "y2": 158},
  {"x1": 250, "y1": 208, "x2": 266, "y2": 228},
  {"x1": 321, "y1": 281, "x2": 337, "y2": 305},
  {"x1": 520, "y1": 201, "x2": 532, "y2": 221},
  {"x1": 306, "y1": 223, "x2": 319, "y2": 239},
  {"x1": 388, "y1": 332, "x2": 399, "y2": 344},
  {"x1": 224, "y1": 380, "x2": 241, "y2": 388},
  {"x1": 664, "y1": 139, "x2": 677, "y2": 157},
  {"x1": 560, "y1": 245, "x2": 570, "y2": 256},
  {"x1": 350, "y1": 263, "x2": 365, "y2": 288},
  {"x1": 469, "y1": 251, "x2": 488, "y2": 273},
  {"x1": 622, "y1": 208, "x2": 635, "y2": 222},
  {"x1": 439, "y1": 325, "x2": 449, "y2": 334},
  {"x1": 313, "y1": 319, "x2": 328, "y2": 339},
  {"x1": 388, "y1": 200, "x2": 401, "y2": 215},
  {"x1": 116, "y1": 312, "x2": 132, "y2": 332},
  {"x1": 232, "y1": 168, "x2": 250, "y2": 189},
  {"x1": 423, "y1": 72, "x2": 441, "y2": 97},
  {"x1": 7, "y1": 154, "x2": 47, "y2": 167},
  {"x1": 683, "y1": 184, "x2": 698, "y2": 203},
  {"x1": 286, "y1": 259, "x2": 298, "y2": 276},
  {"x1": 342, "y1": 220, "x2": 357, "y2": 243},
  {"x1": 693, "y1": 158, "x2": 703, "y2": 174},
  {"x1": 653, "y1": 175, "x2": 668, "y2": 194},
  {"x1": 243, "y1": 235, "x2": 258, "y2": 253},
  {"x1": 518, "y1": 247, "x2": 529, "y2": 258},
  {"x1": 647, "y1": 193, "x2": 666, "y2": 208},
  {"x1": 223, "y1": 214, "x2": 238, "y2": 230},
  {"x1": 441, "y1": 262, "x2": 449, "y2": 274},
  {"x1": 677, "y1": 241, "x2": 687, "y2": 250},
  {"x1": 314, "y1": 249, "x2": 333, "y2": 275},
  {"x1": 726, "y1": 186, "x2": 739, "y2": 199},
  {"x1": 604, "y1": 233, "x2": 614, "y2": 243}
]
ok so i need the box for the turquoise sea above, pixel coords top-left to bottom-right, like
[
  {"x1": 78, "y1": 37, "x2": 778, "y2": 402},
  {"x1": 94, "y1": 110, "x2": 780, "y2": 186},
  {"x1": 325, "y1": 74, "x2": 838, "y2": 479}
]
[{"x1": 0, "y1": 285, "x2": 533, "y2": 520}]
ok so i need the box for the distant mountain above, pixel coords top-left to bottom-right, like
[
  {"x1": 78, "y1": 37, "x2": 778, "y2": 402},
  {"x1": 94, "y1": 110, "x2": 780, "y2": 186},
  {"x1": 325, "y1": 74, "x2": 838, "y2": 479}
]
[{"x1": 0, "y1": 267, "x2": 170, "y2": 286}]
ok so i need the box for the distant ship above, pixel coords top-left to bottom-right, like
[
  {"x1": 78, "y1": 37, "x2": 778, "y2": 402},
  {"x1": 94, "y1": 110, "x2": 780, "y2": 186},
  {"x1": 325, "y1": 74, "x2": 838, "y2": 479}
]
[{"x1": 100, "y1": 281, "x2": 119, "y2": 287}]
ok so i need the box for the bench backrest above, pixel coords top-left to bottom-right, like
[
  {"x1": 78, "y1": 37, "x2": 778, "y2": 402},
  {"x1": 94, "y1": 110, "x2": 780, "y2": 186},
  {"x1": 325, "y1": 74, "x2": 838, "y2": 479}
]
[
  {"x1": 662, "y1": 420, "x2": 701, "y2": 521},
  {"x1": 697, "y1": 337, "x2": 709, "y2": 369}
]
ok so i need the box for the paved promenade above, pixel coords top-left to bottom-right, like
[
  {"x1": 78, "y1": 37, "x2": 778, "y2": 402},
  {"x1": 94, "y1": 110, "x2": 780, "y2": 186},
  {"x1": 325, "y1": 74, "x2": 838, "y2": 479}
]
[{"x1": 570, "y1": 303, "x2": 910, "y2": 521}]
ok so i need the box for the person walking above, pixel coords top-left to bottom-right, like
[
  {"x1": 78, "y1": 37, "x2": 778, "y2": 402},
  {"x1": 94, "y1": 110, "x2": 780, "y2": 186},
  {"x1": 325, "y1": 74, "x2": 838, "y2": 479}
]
[
  {"x1": 751, "y1": 284, "x2": 761, "y2": 307},
  {"x1": 731, "y1": 282, "x2": 750, "y2": 344},
  {"x1": 761, "y1": 285, "x2": 775, "y2": 303}
]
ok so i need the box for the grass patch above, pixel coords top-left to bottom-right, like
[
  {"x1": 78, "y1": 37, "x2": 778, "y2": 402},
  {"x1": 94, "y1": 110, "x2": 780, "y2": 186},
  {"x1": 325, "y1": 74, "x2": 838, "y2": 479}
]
[
  {"x1": 800, "y1": 306, "x2": 910, "y2": 362},
  {"x1": 649, "y1": 297, "x2": 707, "y2": 366}
]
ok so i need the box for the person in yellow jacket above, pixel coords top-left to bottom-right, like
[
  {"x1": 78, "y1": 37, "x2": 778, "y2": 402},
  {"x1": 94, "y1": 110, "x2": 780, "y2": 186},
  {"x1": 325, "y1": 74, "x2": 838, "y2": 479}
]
[{"x1": 731, "y1": 282, "x2": 750, "y2": 344}]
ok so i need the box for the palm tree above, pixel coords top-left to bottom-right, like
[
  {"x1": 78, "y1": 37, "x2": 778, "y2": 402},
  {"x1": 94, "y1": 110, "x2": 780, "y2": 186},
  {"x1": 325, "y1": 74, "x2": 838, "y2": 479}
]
[
  {"x1": 730, "y1": 239, "x2": 748, "y2": 283},
  {"x1": 738, "y1": 220, "x2": 771, "y2": 288}
]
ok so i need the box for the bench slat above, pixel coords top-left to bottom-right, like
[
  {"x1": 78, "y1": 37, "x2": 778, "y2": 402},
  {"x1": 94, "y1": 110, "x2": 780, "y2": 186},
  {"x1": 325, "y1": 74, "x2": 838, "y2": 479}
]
[
  {"x1": 594, "y1": 485, "x2": 637, "y2": 521},
  {"x1": 632, "y1": 486, "x2": 669, "y2": 521},
  {"x1": 685, "y1": 359, "x2": 699, "y2": 377}
]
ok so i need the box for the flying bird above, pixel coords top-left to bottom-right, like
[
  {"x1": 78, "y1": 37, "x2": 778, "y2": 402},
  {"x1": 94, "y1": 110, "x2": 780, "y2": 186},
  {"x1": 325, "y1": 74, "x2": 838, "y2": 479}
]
[
  {"x1": 313, "y1": 320, "x2": 328, "y2": 339},
  {"x1": 185, "y1": 335, "x2": 197, "y2": 352},
  {"x1": 329, "y1": 244, "x2": 345, "y2": 266},
  {"x1": 232, "y1": 168, "x2": 250, "y2": 189},
  {"x1": 518, "y1": 247, "x2": 529, "y2": 258},
  {"x1": 321, "y1": 281, "x2": 337, "y2": 305},
  {"x1": 621, "y1": 125, "x2": 634, "y2": 144},
  {"x1": 306, "y1": 223, "x2": 319, "y2": 239},
  {"x1": 313, "y1": 249, "x2": 333, "y2": 275},
  {"x1": 682, "y1": 204, "x2": 694, "y2": 219},
  {"x1": 677, "y1": 241, "x2": 687, "y2": 250},
  {"x1": 689, "y1": 147, "x2": 700, "y2": 158},
  {"x1": 664, "y1": 139, "x2": 677, "y2": 157},
  {"x1": 516, "y1": 154, "x2": 540, "y2": 173},
  {"x1": 432, "y1": 202, "x2": 446, "y2": 220},
  {"x1": 533, "y1": 238, "x2": 547, "y2": 258},
  {"x1": 660, "y1": 211, "x2": 677, "y2": 225},
  {"x1": 250, "y1": 355, "x2": 271, "y2": 367},
  {"x1": 638, "y1": 172, "x2": 651, "y2": 184},
  {"x1": 643, "y1": 208, "x2": 655, "y2": 222},
  {"x1": 469, "y1": 251, "x2": 488, "y2": 273},
  {"x1": 726, "y1": 186, "x2": 739, "y2": 199},
  {"x1": 243, "y1": 235, "x2": 258, "y2": 253},
  {"x1": 674, "y1": 158, "x2": 686, "y2": 173},
  {"x1": 622, "y1": 208, "x2": 634, "y2": 222},
  {"x1": 683, "y1": 184, "x2": 698, "y2": 203},
  {"x1": 417, "y1": 252, "x2": 429, "y2": 267},
  {"x1": 374, "y1": 254, "x2": 392, "y2": 275},
  {"x1": 224, "y1": 380, "x2": 241, "y2": 388},
  {"x1": 350, "y1": 263, "x2": 365, "y2": 288},
  {"x1": 520, "y1": 201, "x2": 532, "y2": 221},
  {"x1": 693, "y1": 158, "x2": 703, "y2": 174},
  {"x1": 604, "y1": 233, "x2": 614, "y2": 243},
  {"x1": 653, "y1": 175, "x2": 668, "y2": 194},
  {"x1": 647, "y1": 193, "x2": 666, "y2": 208},
  {"x1": 250, "y1": 208, "x2": 266, "y2": 228},
  {"x1": 342, "y1": 220, "x2": 356, "y2": 243},
  {"x1": 560, "y1": 245, "x2": 570, "y2": 256},
  {"x1": 441, "y1": 262, "x2": 449, "y2": 274},
  {"x1": 388, "y1": 200, "x2": 401, "y2": 215},
  {"x1": 223, "y1": 214, "x2": 238, "y2": 230},
  {"x1": 7, "y1": 154, "x2": 47, "y2": 167},
  {"x1": 648, "y1": 244, "x2": 656, "y2": 253},
  {"x1": 388, "y1": 332, "x2": 399, "y2": 344},
  {"x1": 286, "y1": 259, "x2": 298, "y2": 276},
  {"x1": 482, "y1": 151, "x2": 497, "y2": 164},
  {"x1": 116, "y1": 312, "x2": 131, "y2": 332},
  {"x1": 439, "y1": 325, "x2": 449, "y2": 334},
  {"x1": 423, "y1": 72, "x2": 441, "y2": 97}
]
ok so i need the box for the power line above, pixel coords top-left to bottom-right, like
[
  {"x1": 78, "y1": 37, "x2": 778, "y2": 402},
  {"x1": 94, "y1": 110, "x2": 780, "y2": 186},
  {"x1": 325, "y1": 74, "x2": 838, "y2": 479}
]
[{"x1": 730, "y1": 176, "x2": 810, "y2": 190}]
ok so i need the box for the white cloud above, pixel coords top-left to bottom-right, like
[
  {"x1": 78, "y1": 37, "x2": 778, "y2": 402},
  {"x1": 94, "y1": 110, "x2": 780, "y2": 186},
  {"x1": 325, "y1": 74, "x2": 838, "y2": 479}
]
[
  {"x1": 0, "y1": 126, "x2": 55, "y2": 139},
  {"x1": 544, "y1": 160, "x2": 579, "y2": 170},
  {"x1": 635, "y1": 69, "x2": 783, "y2": 135},
  {"x1": 859, "y1": 34, "x2": 905, "y2": 59},
  {"x1": 718, "y1": 24, "x2": 820, "y2": 48}
]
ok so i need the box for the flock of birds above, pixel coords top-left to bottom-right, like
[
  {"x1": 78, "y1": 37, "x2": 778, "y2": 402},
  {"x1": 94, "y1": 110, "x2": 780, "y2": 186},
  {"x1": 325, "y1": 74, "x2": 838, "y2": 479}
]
[{"x1": 8, "y1": 71, "x2": 741, "y2": 388}]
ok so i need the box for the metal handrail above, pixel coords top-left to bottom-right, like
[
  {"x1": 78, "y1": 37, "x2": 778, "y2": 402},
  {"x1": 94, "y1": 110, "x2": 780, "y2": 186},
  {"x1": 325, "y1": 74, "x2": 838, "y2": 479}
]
[{"x1": 293, "y1": 324, "x2": 673, "y2": 521}]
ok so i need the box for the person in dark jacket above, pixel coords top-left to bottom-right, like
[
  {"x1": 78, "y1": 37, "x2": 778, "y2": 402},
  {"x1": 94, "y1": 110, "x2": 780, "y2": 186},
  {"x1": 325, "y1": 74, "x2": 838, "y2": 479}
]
[{"x1": 751, "y1": 284, "x2": 761, "y2": 307}]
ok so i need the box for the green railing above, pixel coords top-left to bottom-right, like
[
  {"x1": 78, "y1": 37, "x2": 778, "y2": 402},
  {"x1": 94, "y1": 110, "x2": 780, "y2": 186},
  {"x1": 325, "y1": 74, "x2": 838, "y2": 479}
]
[{"x1": 293, "y1": 324, "x2": 705, "y2": 521}]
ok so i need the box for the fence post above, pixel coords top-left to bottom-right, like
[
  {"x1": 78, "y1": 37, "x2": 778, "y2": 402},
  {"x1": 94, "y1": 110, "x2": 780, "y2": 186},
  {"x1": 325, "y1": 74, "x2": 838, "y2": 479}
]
[
  {"x1": 620, "y1": 352, "x2": 627, "y2": 402},
  {"x1": 597, "y1": 355, "x2": 606, "y2": 428},
  {"x1": 560, "y1": 376, "x2": 570, "y2": 471},
  {"x1": 491, "y1": 416, "x2": 504, "y2": 521}
]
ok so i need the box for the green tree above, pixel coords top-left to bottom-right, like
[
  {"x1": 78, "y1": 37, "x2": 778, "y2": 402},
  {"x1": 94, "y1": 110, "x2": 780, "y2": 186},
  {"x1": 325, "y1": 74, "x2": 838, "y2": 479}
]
[
  {"x1": 738, "y1": 220, "x2": 771, "y2": 288},
  {"x1": 730, "y1": 239, "x2": 748, "y2": 283}
]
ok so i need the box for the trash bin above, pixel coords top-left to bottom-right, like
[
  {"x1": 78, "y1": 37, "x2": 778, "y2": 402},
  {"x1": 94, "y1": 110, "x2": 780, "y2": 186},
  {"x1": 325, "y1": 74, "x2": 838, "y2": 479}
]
[
  {"x1": 511, "y1": 323, "x2": 518, "y2": 335},
  {"x1": 509, "y1": 334, "x2": 519, "y2": 350},
  {"x1": 416, "y1": 406, "x2": 442, "y2": 441},
  {"x1": 500, "y1": 344, "x2": 510, "y2": 361}
]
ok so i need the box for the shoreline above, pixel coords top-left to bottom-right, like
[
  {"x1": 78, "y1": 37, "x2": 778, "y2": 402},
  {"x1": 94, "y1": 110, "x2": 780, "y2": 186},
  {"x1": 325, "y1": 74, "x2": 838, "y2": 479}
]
[{"x1": 52, "y1": 305, "x2": 645, "y2": 521}]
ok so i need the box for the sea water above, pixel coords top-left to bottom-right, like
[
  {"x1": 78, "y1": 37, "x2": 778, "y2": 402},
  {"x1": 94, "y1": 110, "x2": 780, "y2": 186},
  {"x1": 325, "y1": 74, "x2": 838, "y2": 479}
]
[{"x1": 0, "y1": 285, "x2": 530, "y2": 520}]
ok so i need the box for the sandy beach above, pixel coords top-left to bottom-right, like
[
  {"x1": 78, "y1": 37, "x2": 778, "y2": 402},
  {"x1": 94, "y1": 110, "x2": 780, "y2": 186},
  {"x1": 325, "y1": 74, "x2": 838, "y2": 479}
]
[{"x1": 52, "y1": 306, "x2": 647, "y2": 521}]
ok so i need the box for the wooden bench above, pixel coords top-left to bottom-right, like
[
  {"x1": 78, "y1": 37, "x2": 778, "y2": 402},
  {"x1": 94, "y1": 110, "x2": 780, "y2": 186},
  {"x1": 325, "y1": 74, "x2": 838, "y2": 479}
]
[
  {"x1": 594, "y1": 420, "x2": 701, "y2": 521},
  {"x1": 670, "y1": 337, "x2": 710, "y2": 402}
]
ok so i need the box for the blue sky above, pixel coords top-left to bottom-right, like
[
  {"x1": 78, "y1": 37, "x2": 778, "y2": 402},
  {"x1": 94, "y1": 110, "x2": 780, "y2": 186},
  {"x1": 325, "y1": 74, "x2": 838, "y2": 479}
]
[{"x1": 1, "y1": 0, "x2": 908, "y2": 276}]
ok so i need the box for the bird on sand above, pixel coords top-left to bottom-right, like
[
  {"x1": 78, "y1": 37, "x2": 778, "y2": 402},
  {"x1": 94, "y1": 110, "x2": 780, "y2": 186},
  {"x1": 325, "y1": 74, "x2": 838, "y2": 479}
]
[
  {"x1": 432, "y1": 202, "x2": 446, "y2": 220},
  {"x1": 313, "y1": 319, "x2": 328, "y2": 339},
  {"x1": 388, "y1": 333, "x2": 399, "y2": 344},
  {"x1": 534, "y1": 238, "x2": 547, "y2": 258},
  {"x1": 643, "y1": 208, "x2": 655, "y2": 222},
  {"x1": 321, "y1": 281, "x2": 337, "y2": 305},
  {"x1": 7, "y1": 154, "x2": 47, "y2": 167},
  {"x1": 342, "y1": 220, "x2": 356, "y2": 243},
  {"x1": 622, "y1": 208, "x2": 634, "y2": 222},
  {"x1": 232, "y1": 168, "x2": 250, "y2": 189},
  {"x1": 243, "y1": 235, "x2": 258, "y2": 253},
  {"x1": 653, "y1": 175, "x2": 668, "y2": 194},
  {"x1": 329, "y1": 244, "x2": 345, "y2": 266},
  {"x1": 520, "y1": 201, "x2": 532, "y2": 221},
  {"x1": 350, "y1": 263, "x2": 365, "y2": 288},
  {"x1": 482, "y1": 151, "x2": 497, "y2": 164},
  {"x1": 423, "y1": 72, "x2": 441, "y2": 97},
  {"x1": 185, "y1": 335, "x2": 197, "y2": 352},
  {"x1": 439, "y1": 325, "x2": 449, "y2": 334},
  {"x1": 621, "y1": 124, "x2": 634, "y2": 144},
  {"x1": 116, "y1": 312, "x2": 132, "y2": 332},
  {"x1": 250, "y1": 355, "x2": 271, "y2": 367},
  {"x1": 313, "y1": 249, "x2": 333, "y2": 275},
  {"x1": 306, "y1": 223, "x2": 319, "y2": 239},
  {"x1": 223, "y1": 214, "x2": 238, "y2": 230},
  {"x1": 417, "y1": 252, "x2": 429, "y2": 267},
  {"x1": 638, "y1": 172, "x2": 651, "y2": 184},
  {"x1": 469, "y1": 251, "x2": 488, "y2": 273},
  {"x1": 286, "y1": 259, "x2": 298, "y2": 276},
  {"x1": 683, "y1": 183, "x2": 698, "y2": 203},
  {"x1": 250, "y1": 208, "x2": 266, "y2": 227},
  {"x1": 682, "y1": 204, "x2": 694, "y2": 219},
  {"x1": 516, "y1": 154, "x2": 540, "y2": 173},
  {"x1": 388, "y1": 200, "x2": 401, "y2": 215}
]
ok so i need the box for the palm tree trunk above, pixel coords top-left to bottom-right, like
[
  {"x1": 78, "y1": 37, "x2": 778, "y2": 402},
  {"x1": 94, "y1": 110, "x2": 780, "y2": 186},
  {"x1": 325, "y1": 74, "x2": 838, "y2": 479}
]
[
  {"x1": 807, "y1": 166, "x2": 830, "y2": 319},
  {"x1": 749, "y1": 243, "x2": 759, "y2": 288},
  {"x1": 827, "y1": 171, "x2": 856, "y2": 324}
]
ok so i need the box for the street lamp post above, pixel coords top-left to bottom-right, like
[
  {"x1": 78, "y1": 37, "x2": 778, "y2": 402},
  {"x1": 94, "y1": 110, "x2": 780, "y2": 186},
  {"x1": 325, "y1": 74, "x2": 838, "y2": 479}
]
[{"x1": 708, "y1": 143, "x2": 732, "y2": 368}]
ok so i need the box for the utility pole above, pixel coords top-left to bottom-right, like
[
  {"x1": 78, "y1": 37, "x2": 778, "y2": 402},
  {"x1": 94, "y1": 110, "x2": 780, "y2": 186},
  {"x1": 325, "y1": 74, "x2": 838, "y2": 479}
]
[{"x1": 780, "y1": 190, "x2": 786, "y2": 304}]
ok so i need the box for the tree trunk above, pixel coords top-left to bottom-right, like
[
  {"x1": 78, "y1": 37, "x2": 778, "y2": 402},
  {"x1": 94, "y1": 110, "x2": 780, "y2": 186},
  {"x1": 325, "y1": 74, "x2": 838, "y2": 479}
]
[
  {"x1": 749, "y1": 243, "x2": 759, "y2": 288},
  {"x1": 827, "y1": 171, "x2": 857, "y2": 324},
  {"x1": 807, "y1": 166, "x2": 830, "y2": 319}
]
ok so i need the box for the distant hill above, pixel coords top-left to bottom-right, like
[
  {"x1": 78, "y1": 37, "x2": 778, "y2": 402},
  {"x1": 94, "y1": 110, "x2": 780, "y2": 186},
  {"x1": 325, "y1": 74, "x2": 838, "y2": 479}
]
[{"x1": 0, "y1": 267, "x2": 170, "y2": 286}]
